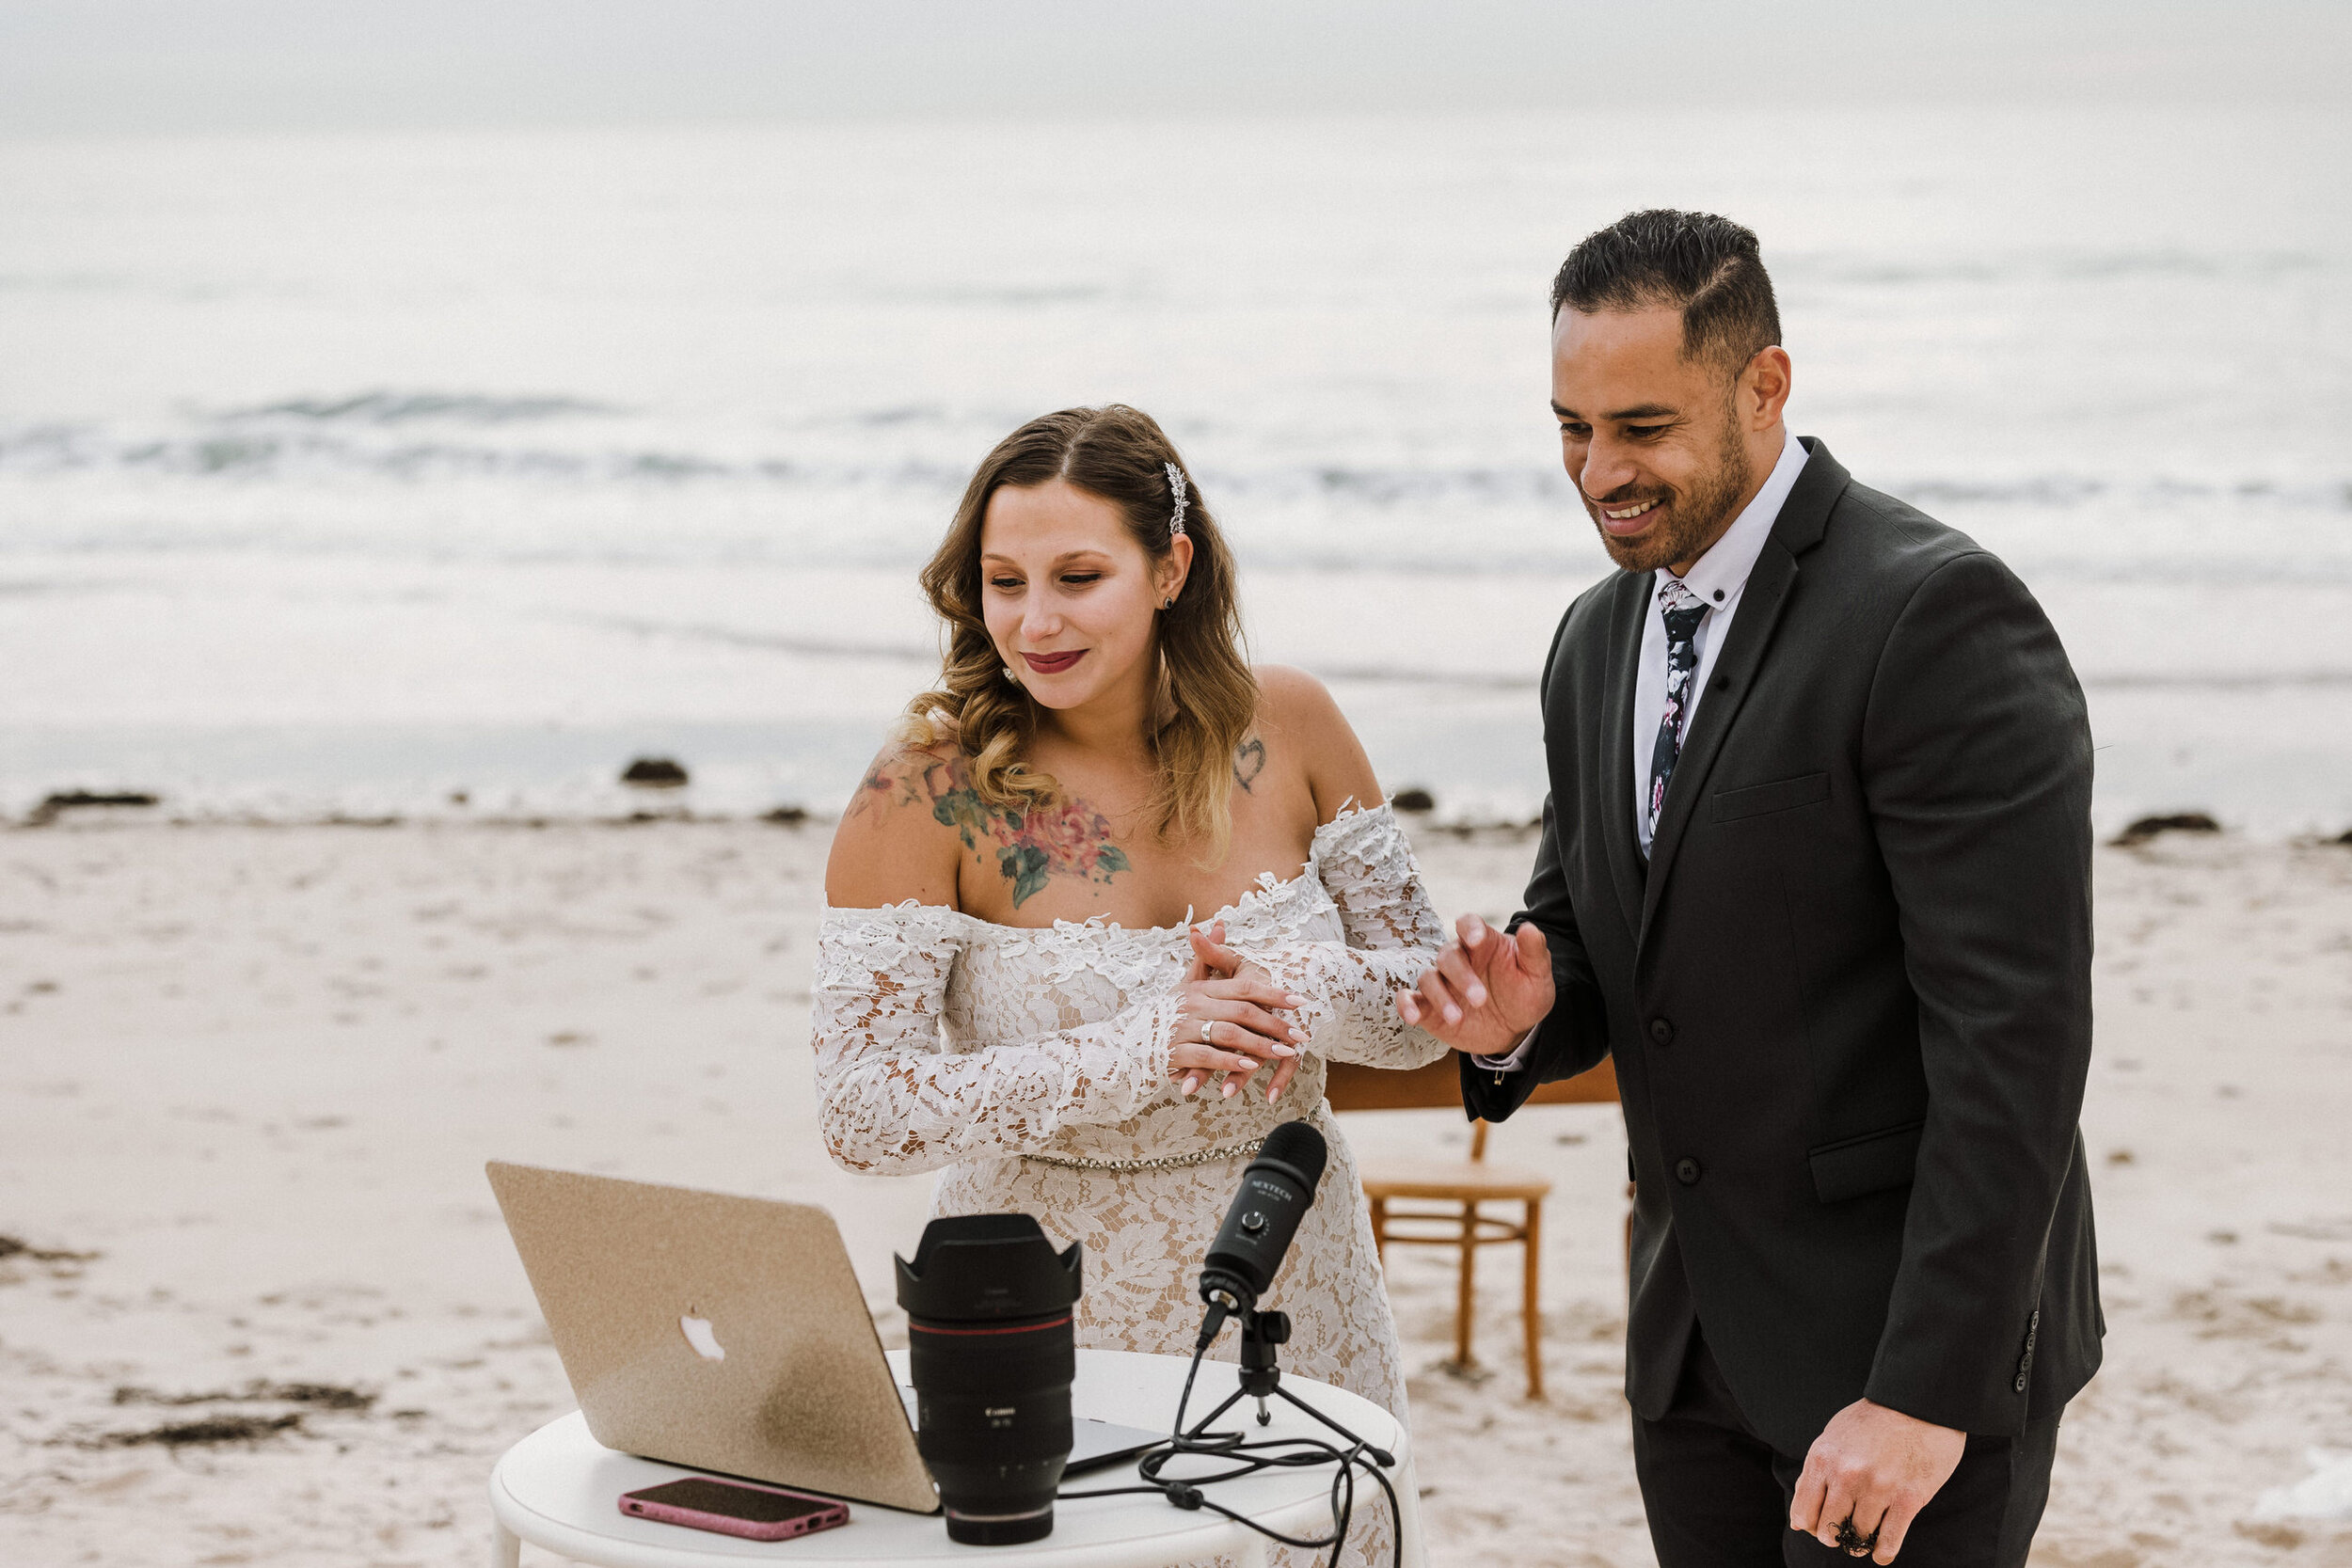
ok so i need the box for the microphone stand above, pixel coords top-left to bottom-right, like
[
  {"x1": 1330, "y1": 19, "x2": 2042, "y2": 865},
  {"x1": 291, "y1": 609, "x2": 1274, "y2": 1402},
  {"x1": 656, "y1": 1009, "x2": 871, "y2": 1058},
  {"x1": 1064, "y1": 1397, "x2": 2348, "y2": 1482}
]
[{"x1": 1185, "y1": 1308, "x2": 1395, "y2": 1467}]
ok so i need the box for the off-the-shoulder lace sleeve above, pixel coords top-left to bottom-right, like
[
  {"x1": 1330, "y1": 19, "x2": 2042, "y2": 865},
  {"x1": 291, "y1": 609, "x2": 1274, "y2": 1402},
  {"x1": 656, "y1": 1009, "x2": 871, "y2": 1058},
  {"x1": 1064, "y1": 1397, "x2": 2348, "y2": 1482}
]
[
  {"x1": 1232, "y1": 804, "x2": 1449, "y2": 1069},
  {"x1": 812, "y1": 903, "x2": 1185, "y2": 1175}
]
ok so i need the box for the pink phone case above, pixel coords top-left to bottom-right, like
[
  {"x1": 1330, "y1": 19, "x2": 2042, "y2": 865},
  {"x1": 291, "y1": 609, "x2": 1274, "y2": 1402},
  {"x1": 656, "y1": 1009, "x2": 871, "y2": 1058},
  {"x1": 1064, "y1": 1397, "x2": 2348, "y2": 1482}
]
[{"x1": 620, "y1": 1477, "x2": 851, "y2": 1542}]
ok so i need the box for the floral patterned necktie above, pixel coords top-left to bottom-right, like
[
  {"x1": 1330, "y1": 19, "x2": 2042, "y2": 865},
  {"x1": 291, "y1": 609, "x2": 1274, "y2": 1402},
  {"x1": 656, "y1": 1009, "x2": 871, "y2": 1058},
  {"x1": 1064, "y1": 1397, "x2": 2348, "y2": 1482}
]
[{"x1": 1645, "y1": 578, "x2": 1710, "y2": 851}]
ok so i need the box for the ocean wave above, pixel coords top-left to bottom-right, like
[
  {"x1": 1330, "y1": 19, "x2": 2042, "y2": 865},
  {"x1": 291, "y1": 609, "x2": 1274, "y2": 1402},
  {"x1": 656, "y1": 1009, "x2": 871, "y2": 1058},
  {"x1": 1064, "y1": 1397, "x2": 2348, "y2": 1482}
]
[
  {"x1": 224, "y1": 391, "x2": 622, "y2": 424},
  {"x1": 553, "y1": 611, "x2": 939, "y2": 664},
  {"x1": 1265, "y1": 465, "x2": 1567, "y2": 506},
  {"x1": 0, "y1": 418, "x2": 1581, "y2": 505},
  {"x1": 1888, "y1": 475, "x2": 2352, "y2": 513},
  {"x1": 1895, "y1": 476, "x2": 2109, "y2": 507},
  {"x1": 3, "y1": 412, "x2": 2348, "y2": 537},
  {"x1": 0, "y1": 423, "x2": 787, "y2": 483},
  {"x1": 2080, "y1": 670, "x2": 2352, "y2": 690}
]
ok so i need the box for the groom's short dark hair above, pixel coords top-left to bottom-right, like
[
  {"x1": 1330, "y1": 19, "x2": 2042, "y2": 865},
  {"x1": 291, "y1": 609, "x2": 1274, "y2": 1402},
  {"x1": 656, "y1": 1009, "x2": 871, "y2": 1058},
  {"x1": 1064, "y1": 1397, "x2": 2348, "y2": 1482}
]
[{"x1": 1552, "y1": 210, "x2": 1781, "y2": 377}]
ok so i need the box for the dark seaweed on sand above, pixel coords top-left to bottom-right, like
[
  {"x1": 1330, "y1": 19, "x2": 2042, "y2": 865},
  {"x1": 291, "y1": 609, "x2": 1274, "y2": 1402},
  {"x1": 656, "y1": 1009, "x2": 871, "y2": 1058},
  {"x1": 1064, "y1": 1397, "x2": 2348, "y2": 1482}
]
[
  {"x1": 23, "y1": 790, "x2": 161, "y2": 826},
  {"x1": 0, "y1": 1234, "x2": 101, "y2": 1264},
  {"x1": 2110, "y1": 812, "x2": 2222, "y2": 847},
  {"x1": 101, "y1": 1413, "x2": 305, "y2": 1448},
  {"x1": 112, "y1": 1380, "x2": 376, "y2": 1413}
]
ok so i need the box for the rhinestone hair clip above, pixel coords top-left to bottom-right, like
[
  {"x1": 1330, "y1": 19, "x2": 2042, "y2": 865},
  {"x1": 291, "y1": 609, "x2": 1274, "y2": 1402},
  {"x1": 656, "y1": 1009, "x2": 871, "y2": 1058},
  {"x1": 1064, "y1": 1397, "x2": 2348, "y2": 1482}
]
[{"x1": 1165, "y1": 461, "x2": 1189, "y2": 538}]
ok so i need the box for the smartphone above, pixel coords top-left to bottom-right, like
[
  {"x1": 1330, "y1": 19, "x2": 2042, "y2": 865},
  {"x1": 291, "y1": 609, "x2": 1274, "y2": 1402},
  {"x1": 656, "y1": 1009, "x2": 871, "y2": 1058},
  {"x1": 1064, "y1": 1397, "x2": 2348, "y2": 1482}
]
[{"x1": 619, "y1": 1476, "x2": 850, "y2": 1541}]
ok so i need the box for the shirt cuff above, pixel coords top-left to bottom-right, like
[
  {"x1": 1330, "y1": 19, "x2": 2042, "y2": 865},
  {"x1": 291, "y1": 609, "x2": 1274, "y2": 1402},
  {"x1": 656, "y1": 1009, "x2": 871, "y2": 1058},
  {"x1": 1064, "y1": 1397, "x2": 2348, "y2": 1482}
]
[{"x1": 1470, "y1": 1025, "x2": 1541, "y2": 1072}]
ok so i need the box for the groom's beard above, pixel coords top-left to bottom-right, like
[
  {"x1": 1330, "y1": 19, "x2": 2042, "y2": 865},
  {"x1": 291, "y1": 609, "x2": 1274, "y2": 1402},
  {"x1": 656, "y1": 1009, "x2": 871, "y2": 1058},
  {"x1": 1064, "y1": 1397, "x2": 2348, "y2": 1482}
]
[{"x1": 1585, "y1": 411, "x2": 1755, "y2": 576}]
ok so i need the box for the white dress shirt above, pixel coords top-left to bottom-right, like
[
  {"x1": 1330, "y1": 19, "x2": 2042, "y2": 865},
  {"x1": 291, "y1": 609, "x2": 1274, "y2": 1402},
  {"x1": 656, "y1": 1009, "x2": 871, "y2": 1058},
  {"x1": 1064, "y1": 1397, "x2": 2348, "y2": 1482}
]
[
  {"x1": 1474, "y1": 428, "x2": 1810, "y2": 1073},
  {"x1": 1629, "y1": 427, "x2": 1809, "y2": 857}
]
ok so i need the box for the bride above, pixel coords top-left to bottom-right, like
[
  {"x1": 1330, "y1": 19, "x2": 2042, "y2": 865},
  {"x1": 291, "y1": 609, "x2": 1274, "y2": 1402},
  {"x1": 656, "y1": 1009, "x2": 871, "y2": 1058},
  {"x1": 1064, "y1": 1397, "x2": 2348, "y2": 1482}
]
[{"x1": 813, "y1": 404, "x2": 1447, "y2": 1553}]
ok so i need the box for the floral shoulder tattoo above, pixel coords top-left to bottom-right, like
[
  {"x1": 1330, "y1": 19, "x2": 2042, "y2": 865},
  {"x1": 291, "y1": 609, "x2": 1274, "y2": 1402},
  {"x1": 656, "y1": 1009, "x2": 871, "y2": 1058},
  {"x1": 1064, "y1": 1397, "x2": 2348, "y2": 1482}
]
[{"x1": 854, "y1": 752, "x2": 1130, "y2": 910}]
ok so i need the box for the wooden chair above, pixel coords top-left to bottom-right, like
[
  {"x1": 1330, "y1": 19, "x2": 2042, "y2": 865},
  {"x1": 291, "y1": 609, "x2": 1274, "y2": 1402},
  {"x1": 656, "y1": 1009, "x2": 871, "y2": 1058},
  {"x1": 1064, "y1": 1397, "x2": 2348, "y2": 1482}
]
[{"x1": 1325, "y1": 1055, "x2": 1620, "y2": 1401}]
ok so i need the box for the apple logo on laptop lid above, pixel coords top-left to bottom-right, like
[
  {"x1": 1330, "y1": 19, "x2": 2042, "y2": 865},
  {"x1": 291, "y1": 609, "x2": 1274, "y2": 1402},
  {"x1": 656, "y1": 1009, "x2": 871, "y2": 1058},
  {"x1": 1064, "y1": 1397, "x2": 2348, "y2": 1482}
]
[{"x1": 679, "y1": 1306, "x2": 726, "y2": 1362}]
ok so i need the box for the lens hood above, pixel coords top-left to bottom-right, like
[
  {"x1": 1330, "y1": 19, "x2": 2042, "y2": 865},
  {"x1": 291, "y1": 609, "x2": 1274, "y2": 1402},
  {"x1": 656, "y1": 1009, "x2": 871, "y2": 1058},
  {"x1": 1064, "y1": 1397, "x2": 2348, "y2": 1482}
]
[{"x1": 894, "y1": 1212, "x2": 1081, "y2": 1321}]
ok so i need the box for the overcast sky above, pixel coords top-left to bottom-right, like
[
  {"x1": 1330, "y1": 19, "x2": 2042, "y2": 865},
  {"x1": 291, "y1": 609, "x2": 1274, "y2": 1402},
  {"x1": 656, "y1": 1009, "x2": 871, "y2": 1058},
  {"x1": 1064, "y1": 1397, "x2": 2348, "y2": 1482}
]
[{"x1": 2, "y1": 0, "x2": 2346, "y2": 138}]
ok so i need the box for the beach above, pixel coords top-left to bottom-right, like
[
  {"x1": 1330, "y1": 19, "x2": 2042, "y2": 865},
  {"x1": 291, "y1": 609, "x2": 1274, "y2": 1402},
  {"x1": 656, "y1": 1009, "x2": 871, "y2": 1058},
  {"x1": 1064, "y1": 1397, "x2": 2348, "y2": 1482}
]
[{"x1": 2, "y1": 813, "x2": 2346, "y2": 1567}]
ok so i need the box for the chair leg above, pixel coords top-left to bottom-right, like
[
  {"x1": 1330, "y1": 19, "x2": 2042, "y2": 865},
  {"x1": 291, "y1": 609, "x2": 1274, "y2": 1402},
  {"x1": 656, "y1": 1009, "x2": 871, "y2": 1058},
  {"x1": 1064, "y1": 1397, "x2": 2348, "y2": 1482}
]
[
  {"x1": 1454, "y1": 1200, "x2": 1477, "y2": 1369},
  {"x1": 1521, "y1": 1198, "x2": 1544, "y2": 1401},
  {"x1": 1370, "y1": 1195, "x2": 1388, "y2": 1271}
]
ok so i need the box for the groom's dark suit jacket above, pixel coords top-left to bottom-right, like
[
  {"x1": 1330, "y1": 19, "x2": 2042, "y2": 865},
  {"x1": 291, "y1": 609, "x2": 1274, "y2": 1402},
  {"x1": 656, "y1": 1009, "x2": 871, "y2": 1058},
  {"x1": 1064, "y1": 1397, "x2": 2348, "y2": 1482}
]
[{"x1": 1462, "y1": 438, "x2": 2102, "y2": 1454}]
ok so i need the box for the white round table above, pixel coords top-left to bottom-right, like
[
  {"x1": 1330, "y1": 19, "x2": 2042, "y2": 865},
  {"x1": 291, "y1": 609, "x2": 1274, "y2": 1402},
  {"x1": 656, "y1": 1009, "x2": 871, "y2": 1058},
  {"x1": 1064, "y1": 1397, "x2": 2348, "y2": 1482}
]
[{"x1": 487, "y1": 1348, "x2": 1425, "y2": 1568}]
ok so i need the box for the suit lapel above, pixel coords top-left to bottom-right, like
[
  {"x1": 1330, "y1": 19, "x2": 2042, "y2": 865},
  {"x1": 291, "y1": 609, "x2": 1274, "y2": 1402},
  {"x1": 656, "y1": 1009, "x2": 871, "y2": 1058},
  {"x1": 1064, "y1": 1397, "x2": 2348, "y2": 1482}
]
[
  {"x1": 1635, "y1": 437, "x2": 1851, "y2": 950},
  {"x1": 1597, "y1": 571, "x2": 1648, "y2": 943}
]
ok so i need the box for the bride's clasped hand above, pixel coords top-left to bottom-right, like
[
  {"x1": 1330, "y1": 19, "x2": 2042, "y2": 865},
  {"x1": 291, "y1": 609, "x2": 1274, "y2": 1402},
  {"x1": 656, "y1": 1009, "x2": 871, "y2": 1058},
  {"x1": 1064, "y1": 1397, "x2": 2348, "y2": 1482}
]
[{"x1": 1171, "y1": 919, "x2": 1311, "y2": 1102}]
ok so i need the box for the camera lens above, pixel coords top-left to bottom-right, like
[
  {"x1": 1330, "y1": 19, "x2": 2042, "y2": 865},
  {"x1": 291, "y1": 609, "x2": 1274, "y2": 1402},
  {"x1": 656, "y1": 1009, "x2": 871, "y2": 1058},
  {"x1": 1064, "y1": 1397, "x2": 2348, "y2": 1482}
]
[{"x1": 894, "y1": 1214, "x2": 1082, "y2": 1545}]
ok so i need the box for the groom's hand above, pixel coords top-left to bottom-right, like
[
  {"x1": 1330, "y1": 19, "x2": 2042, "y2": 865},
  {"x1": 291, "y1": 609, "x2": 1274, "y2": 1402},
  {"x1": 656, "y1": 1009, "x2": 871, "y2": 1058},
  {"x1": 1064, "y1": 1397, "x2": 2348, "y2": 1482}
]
[
  {"x1": 1789, "y1": 1399, "x2": 1966, "y2": 1562},
  {"x1": 1394, "y1": 914, "x2": 1554, "y2": 1057}
]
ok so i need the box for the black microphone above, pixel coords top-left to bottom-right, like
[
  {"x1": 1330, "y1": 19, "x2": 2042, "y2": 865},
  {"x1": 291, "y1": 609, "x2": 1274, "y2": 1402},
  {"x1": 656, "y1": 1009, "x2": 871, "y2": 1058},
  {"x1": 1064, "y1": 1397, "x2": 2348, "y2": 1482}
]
[{"x1": 1197, "y1": 1121, "x2": 1327, "y2": 1346}]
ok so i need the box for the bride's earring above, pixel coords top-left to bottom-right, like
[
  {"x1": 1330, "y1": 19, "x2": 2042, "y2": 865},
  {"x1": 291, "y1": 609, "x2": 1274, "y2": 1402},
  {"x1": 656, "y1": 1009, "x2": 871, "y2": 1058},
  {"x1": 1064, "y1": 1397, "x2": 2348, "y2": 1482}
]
[
  {"x1": 1003, "y1": 664, "x2": 1020, "y2": 684},
  {"x1": 1162, "y1": 596, "x2": 1176, "y2": 610}
]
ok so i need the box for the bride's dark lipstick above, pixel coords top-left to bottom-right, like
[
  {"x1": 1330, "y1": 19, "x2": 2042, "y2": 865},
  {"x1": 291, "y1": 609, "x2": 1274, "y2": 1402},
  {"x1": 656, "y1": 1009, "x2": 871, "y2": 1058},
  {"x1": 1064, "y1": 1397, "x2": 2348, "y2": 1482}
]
[{"x1": 1022, "y1": 650, "x2": 1086, "y2": 675}]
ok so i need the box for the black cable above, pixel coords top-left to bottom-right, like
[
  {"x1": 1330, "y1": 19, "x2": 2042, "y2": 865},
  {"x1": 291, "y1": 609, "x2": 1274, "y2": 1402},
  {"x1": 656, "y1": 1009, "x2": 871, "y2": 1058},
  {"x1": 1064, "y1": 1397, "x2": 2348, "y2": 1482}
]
[
  {"x1": 1057, "y1": 1336, "x2": 1403, "y2": 1568},
  {"x1": 1174, "y1": 1334, "x2": 1212, "y2": 1436}
]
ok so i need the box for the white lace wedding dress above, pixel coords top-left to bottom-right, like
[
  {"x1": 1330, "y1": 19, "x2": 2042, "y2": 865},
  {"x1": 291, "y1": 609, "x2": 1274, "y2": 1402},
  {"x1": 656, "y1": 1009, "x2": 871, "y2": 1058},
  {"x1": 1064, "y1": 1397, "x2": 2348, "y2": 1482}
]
[{"x1": 813, "y1": 803, "x2": 1447, "y2": 1565}]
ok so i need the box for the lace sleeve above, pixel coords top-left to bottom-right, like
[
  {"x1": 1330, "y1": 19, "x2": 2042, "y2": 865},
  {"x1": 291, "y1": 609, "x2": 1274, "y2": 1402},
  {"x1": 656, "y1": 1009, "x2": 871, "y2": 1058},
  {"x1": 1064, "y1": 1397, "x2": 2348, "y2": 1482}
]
[
  {"x1": 1234, "y1": 804, "x2": 1450, "y2": 1070},
  {"x1": 811, "y1": 904, "x2": 1185, "y2": 1175}
]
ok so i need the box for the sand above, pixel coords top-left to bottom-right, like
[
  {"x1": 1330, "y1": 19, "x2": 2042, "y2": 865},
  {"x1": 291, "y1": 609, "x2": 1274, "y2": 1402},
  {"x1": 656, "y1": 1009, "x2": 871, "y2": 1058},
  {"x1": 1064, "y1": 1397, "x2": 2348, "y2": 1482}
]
[{"x1": 1, "y1": 816, "x2": 2347, "y2": 1567}]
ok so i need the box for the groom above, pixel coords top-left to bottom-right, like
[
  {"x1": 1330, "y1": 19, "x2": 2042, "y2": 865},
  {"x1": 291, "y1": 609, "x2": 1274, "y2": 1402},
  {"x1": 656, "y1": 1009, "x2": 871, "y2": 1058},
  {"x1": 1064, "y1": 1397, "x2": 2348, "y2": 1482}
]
[{"x1": 1398, "y1": 211, "x2": 2100, "y2": 1567}]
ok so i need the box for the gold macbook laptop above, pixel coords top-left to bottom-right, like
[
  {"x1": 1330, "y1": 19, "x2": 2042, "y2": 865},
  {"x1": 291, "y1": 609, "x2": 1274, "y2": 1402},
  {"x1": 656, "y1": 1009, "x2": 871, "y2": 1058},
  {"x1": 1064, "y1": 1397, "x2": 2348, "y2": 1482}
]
[{"x1": 486, "y1": 1161, "x2": 940, "y2": 1513}]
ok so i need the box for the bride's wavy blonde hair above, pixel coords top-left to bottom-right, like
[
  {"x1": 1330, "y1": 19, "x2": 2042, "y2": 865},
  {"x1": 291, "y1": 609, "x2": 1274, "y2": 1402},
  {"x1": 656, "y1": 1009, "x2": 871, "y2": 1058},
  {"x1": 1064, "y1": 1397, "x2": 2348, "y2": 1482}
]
[{"x1": 902, "y1": 405, "x2": 1257, "y2": 865}]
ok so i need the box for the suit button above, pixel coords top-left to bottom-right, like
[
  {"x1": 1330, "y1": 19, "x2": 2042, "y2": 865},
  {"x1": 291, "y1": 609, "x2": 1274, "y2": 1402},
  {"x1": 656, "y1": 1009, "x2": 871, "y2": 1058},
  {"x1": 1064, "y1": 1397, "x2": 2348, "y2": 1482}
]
[
  {"x1": 1649, "y1": 1019, "x2": 1675, "y2": 1046},
  {"x1": 2013, "y1": 1372, "x2": 2028, "y2": 1393},
  {"x1": 1676, "y1": 1158, "x2": 1701, "y2": 1185}
]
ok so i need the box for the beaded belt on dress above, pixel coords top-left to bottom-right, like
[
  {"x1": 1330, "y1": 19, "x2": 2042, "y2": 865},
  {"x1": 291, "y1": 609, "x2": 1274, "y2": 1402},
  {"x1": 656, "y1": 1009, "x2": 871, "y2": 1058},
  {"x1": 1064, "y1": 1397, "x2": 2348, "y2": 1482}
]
[{"x1": 1019, "y1": 1135, "x2": 1265, "y2": 1173}]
